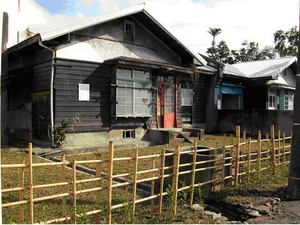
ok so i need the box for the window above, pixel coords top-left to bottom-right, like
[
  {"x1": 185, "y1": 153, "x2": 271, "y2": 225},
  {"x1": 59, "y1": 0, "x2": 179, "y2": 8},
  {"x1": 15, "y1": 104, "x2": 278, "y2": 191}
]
[
  {"x1": 268, "y1": 89, "x2": 278, "y2": 110},
  {"x1": 284, "y1": 89, "x2": 294, "y2": 110},
  {"x1": 78, "y1": 83, "x2": 90, "y2": 101},
  {"x1": 116, "y1": 66, "x2": 152, "y2": 117},
  {"x1": 124, "y1": 20, "x2": 135, "y2": 42},
  {"x1": 181, "y1": 89, "x2": 193, "y2": 106}
]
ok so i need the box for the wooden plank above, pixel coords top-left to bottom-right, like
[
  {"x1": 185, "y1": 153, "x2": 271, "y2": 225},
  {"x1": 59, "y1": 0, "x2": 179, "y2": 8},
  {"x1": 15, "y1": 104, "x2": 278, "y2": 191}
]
[
  {"x1": 222, "y1": 134, "x2": 226, "y2": 190},
  {"x1": 234, "y1": 126, "x2": 240, "y2": 186},
  {"x1": 107, "y1": 141, "x2": 114, "y2": 224},
  {"x1": 29, "y1": 143, "x2": 34, "y2": 224},
  {"x1": 131, "y1": 148, "x2": 139, "y2": 221},
  {"x1": 19, "y1": 159, "x2": 25, "y2": 224},
  {"x1": 158, "y1": 149, "x2": 166, "y2": 216}
]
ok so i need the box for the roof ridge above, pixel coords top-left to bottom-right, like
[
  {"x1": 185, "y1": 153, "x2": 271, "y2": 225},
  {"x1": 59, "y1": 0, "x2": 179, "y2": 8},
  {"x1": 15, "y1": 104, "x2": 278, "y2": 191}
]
[{"x1": 234, "y1": 56, "x2": 296, "y2": 65}]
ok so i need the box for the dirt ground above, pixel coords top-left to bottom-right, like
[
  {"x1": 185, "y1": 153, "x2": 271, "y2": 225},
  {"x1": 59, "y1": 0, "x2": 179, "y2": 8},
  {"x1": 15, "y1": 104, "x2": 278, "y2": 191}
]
[{"x1": 247, "y1": 200, "x2": 300, "y2": 224}]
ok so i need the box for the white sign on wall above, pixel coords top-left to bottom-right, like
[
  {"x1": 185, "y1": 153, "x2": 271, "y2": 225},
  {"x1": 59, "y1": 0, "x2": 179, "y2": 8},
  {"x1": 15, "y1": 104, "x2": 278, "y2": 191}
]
[{"x1": 78, "y1": 83, "x2": 90, "y2": 101}]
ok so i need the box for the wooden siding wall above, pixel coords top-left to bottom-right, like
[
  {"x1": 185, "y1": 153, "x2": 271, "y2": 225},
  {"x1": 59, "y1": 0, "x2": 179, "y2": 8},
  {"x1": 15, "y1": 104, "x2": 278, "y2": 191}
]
[
  {"x1": 33, "y1": 61, "x2": 52, "y2": 92},
  {"x1": 54, "y1": 59, "x2": 111, "y2": 132},
  {"x1": 193, "y1": 76, "x2": 206, "y2": 124}
]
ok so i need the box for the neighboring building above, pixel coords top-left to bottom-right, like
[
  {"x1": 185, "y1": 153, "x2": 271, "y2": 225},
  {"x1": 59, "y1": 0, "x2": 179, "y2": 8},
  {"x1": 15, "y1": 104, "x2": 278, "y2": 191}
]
[
  {"x1": 216, "y1": 57, "x2": 297, "y2": 135},
  {"x1": 2, "y1": 5, "x2": 221, "y2": 146},
  {"x1": 221, "y1": 57, "x2": 297, "y2": 111}
]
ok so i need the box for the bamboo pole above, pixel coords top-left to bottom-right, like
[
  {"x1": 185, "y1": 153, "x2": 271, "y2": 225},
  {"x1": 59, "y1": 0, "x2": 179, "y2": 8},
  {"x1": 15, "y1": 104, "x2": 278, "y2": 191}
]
[
  {"x1": 242, "y1": 130, "x2": 246, "y2": 172},
  {"x1": 221, "y1": 134, "x2": 226, "y2": 190},
  {"x1": 19, "y1": 159, "x2": 25, "y2": 224},
  {"x1": 266, "y1": 132, "x2": 270, "y2": 159},
  {"x1": 131, "y1": 148, "x2": 139, "y2": 221},
  {"x1": 61, "y1": 154, "x2": 67, "y2": 219},
  {"x1": 229, "y1": 134, "x2": 234, "y2": 186},
  {"x1": 213, "y1": 144, "x2": 217, "y2": 192},
  {"x1": 29, "y1": 142, "x2": 34, "y2": 224},
  {"x1": 190, "y1": 140, "x2": 197, "y2": 206},
  {"x1": 126, "y1": 153, "x2": 130, "y2": 194},
  {"x1": 72, "y1": 159, "x2": 77, "y2": 224},
  {"x1": 247, "y1": 138, "x2": 251, "y2": 183},
  {"x1": 150, "y1": 153, "x2": 156, "y2": 218},
  {"x1": 278, "y1": 129, "x2": 281, "y2": 165},
  {"x1": 172, "y1": 146, "x2": 180, "y2": 215},
  {"x1": 107, "y1": 141, "x2": 114, "y2": 224},
  {"x1": 234, "y1": 126, "x2": 240, "y2": 186},
  {"x1": 158, "y1": 149, "x2": 166, "y2": 216},
  {"x1": 95, "y1": 154, "x2": 101, "y2": 224},
  {"x1": 258, "y1": 130, "x2": 262, "y2": 179},
  {"x1": 271, "y1": 124, "x2": 276, "y2": 175},
  {"x1": 283, "y1": 132, "x2": 286, "y2": 169}
]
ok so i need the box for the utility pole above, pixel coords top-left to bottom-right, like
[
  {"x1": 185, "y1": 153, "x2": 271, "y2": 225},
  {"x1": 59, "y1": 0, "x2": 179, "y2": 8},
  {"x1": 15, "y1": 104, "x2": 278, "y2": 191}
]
[{"x1": 287, "y1": 0, "x2": 300, "y2": 199}]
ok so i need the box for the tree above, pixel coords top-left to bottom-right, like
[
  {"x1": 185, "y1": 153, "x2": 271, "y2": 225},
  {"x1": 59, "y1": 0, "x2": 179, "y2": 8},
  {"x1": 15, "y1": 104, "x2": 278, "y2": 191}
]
[
  {"x1": 207, "y1": 40, "x2": 234, "y2": 64},
  {"x1": 208, "y1": 28, "x2": 222, "y2": 48},
  {"x1": 274, "y1": 26, "x2": 299, "y2": 57}
]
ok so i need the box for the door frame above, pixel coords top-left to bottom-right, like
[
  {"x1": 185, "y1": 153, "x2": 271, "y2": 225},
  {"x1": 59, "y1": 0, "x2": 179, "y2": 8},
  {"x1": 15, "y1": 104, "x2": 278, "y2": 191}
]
[{"x1": 156, "y1": 78, "x2": 178, "y2": 128}]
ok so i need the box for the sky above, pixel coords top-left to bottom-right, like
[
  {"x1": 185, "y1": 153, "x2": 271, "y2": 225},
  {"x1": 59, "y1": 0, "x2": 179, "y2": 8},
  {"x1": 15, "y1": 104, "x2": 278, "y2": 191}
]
[{"x1": 2, "y1": 0, "x2": 299, "y2": 55}]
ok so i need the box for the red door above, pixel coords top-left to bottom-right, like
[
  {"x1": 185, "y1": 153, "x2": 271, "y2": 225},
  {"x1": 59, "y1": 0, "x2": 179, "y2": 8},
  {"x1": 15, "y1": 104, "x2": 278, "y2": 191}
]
[{"x1": 157, "y1": 77, "x2": 176, "y2": 128}]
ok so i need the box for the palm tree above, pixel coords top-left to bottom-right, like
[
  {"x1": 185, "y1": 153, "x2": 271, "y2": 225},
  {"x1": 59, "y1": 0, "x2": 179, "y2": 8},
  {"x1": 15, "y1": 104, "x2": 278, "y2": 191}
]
[{"x1": 208, "y1": 28, "x2": 222, "y2": 48}]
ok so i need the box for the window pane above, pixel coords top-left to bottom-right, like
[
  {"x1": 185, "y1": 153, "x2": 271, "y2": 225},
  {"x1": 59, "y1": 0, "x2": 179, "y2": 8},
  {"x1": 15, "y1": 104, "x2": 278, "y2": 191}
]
[
  {"x1": 133, "y1": 69, "x2": 150, "y2": 80},
  {"x1": 117, "y1": 67, "x2": 131, "y2": 78}
]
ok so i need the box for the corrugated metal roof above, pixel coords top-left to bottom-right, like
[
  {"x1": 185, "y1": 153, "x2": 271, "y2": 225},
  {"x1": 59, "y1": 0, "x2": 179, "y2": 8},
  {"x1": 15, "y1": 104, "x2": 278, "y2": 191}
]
[
  {"x1": 40, "y1": 4, "x2": 207, "y2": 66},
  {"x1": 224, "y1": 57, "x2": 297, "y2": 79}
]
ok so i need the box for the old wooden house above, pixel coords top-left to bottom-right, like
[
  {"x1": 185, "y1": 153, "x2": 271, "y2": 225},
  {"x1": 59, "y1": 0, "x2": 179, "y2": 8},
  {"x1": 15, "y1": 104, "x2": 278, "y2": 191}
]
[
  {"x1": 215, "y1": 57, "x2": 297, "y2": 135},
  {"x1": 2, "y1": 5, "x2": 221, "y2": 146}
]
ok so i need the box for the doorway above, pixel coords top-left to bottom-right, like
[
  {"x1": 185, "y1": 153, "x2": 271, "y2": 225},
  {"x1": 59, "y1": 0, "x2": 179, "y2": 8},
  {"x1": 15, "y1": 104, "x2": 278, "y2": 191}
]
[{"x1": 157, "y1": 76, "x2": 176, "y2": 128}]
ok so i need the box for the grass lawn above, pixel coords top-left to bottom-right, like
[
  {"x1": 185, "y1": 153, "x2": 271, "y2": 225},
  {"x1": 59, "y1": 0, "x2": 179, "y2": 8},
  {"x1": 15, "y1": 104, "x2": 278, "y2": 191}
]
[{"x1": 1, "y1": 147, "x2": 214, "y2": 224}]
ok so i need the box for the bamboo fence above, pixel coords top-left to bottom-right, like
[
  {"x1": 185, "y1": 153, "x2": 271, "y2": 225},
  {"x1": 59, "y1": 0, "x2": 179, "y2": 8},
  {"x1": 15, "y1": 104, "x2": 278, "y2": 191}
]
[{"x1": 1, "y1": 125, "x2": 292, "y2": 224}]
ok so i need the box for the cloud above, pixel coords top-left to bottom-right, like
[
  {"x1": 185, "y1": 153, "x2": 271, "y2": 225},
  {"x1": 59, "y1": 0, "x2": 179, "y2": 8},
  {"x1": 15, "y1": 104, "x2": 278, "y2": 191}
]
[
  {"x1": 3, "y1": 0, "x2": 298, "y2": 54},
  {"x1": 3, "y1": 0, "x2": 85, "y2": 48}
]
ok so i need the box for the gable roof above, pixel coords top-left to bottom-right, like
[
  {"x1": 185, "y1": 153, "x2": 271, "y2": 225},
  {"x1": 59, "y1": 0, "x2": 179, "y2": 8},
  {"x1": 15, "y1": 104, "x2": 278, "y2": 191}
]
[
  {"x1": 40, "y1": 5, "x2": 206, "y2": 66},
  {"x1": 223, "y1": 57, "x2": 297, "y2": 79}
]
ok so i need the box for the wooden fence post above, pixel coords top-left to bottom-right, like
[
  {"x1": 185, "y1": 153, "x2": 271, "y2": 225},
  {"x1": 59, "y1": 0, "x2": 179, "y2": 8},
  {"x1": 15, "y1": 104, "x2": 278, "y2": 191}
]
[
  {"x1": 271, "y1": 124, "x2": 276, "y2": 175},
  {"x1": 258, "y1": 130, "x2": 262, "y2": 179},
  {"x1": 95, "y1": 154, "x2": 101, "y2": 224},
  {"x1": 266, "y1": 132, "x2": 270, "y2": 159},
  {"x1": 29, "y1": 142, "x2": 34, "y2": 224},
  {"x1": 61, "y1": 154, "x2": 66, "y2": 219},
  {"x1": 242, "y1": 130, "x2": 246, "y2": 172},
  {"x1": 283, "y1": 132, "x2": 286, "y2": 169},
  {"x1": 190, "y1": 140, "x2": 197, "y2": 206},
  {"x1": 278, "y1": 129, "x2": 281, "y2": 166},
  {"x1": 247, "y1": 138, "x2": 251, "y2": 183},
  {"x1": 72, "y1": 159, "x2": 77, "y2": 224},
  {"x1": 107, "y1": 141, "x2": 114, "y2": 224},
  {"x1": 19, "y1": 159, "x2": 25, "y2": 224},
  {"x1": 150, "y1": 153, "x2": 156, "y2": 218},
  {"x1": 229, "y1": 134, "x2": 234, "y2": 186},
  {"x1": 126, "y1": 153, "x2": 130, "y2": 194},
  {"x1": 131, "y1": 148, "x2": 139, "y2": 221},
  {"x1": 221, "y1": 134, "x2": 226, "y2": 190},
  {"x1": 234, "y1": 126, "x2": 240, "y2": 186},
  {"x1": 172, "y1": 146, "x2": 180, "y2": 215},
  {"x1": 213, "y1": 144, "x2": 217, "y2": 192},
  {"x1": 158, "y1": 149, "x2": 166, "y2": 216}
]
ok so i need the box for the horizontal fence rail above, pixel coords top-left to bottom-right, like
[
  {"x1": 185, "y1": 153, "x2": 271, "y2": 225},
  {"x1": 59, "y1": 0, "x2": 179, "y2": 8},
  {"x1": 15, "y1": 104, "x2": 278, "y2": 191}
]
[{"x1": 1, "y1": 125, "x2": 292, "y2": 224}]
